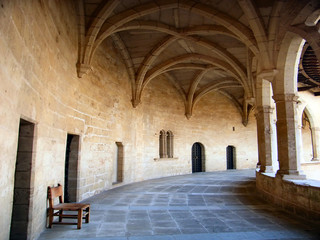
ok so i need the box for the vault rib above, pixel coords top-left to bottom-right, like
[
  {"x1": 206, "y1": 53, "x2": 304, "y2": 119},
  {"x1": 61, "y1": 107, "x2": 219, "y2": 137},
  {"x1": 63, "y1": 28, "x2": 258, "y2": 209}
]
[{"x1": 87, "y1": 0, "x2": 257, "y2": 67}]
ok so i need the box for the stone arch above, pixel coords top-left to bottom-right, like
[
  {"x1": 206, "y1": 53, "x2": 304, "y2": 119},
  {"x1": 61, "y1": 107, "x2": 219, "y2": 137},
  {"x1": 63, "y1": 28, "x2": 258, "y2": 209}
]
[
  {"x1": 272, "y1": 32, "x2": 306, "y2": 177},
  {"x1": 273, "y1": 32, "x2": 305, "y2": 95},
  {"x1": 300, "y1": 105, "x2": 319, "y2": 162},
  {"x1": 90, "y1": 0, "x2": 257, "y2": 65},
  {"x1": 300, "y1": 107, "x2": 313, "y2": 162}
]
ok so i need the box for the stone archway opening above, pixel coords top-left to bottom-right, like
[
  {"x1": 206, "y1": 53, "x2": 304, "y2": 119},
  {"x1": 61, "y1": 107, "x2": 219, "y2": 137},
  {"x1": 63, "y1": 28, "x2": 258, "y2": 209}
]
[
  {"x1": 226, "y1": 145, "x2": 236, "y2": 170},
  {"x1": 10, "y1": 119, "x2": 35, "y2": 239},
  {"x1": 64, "y1": 134, "x2": 80, "y2": 203},
  {"x1": 192, "y1": 142, "x2": 205, "y2": 173}
]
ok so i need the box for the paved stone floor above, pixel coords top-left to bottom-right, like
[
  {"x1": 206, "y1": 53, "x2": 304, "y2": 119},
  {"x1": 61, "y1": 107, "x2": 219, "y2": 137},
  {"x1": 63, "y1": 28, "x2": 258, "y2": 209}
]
[{"x1": 39, "y1": 169, "x2": 320, "y2": 240}]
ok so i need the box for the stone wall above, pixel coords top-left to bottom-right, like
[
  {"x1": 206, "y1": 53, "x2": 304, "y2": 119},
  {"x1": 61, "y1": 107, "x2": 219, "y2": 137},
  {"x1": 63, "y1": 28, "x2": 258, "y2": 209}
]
[
  {"x1": 256, "y1": 172, "x2": 320, "y2": 220},
  {"x1": 133, "y1": 74, "x2": 258, "y2": 181},
  {"x1": 0, "y1": 1, "x2": 258, "y2": 239}
]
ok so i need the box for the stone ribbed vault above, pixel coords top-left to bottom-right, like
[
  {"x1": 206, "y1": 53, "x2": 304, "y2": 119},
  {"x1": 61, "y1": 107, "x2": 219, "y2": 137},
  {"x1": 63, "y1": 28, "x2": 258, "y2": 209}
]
[{"x1": 76, "y1": 0, "x2": 320, "y2": 125}]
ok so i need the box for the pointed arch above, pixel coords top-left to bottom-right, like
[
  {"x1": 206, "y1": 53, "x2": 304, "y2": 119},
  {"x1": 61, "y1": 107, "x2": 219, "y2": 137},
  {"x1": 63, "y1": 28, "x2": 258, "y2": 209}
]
[{"x1": 111, "y1": 33, "x2": 135, "y2": 96}]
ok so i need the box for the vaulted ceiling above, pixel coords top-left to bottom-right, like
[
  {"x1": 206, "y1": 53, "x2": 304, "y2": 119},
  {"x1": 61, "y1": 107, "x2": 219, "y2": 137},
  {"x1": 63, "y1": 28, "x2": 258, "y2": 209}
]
[{"x1": 76, "y1": 0, "x2": 320, "y2": 125}]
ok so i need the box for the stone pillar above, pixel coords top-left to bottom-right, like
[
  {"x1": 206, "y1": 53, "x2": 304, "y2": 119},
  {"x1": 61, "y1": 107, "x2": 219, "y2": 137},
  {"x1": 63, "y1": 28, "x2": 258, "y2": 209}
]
[
  {"x1": 273, "y1": 94, "x2": 305, "y2": 179},
  {"x1": 255, "y1": 106, "x2": 274, "y2": 173},
  {"x1": 311, "y1": 127, "x2": 320, "y2": 161}
]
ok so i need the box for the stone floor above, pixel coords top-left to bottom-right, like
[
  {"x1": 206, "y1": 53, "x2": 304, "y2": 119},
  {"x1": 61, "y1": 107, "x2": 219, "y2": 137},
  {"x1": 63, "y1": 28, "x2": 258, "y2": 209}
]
[{"x1": 39, "y1": 169, "x2": 320, "y2": 240}]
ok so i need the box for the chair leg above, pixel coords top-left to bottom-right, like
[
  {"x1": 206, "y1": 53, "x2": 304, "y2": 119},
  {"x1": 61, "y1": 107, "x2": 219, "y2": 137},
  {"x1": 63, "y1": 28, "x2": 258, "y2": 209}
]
[
  {"x1": 77, "y1": 209, "x2": 83, "y2": 229},
  {"x1": 85, "y1": 206, "x2": 90, "y2": 223},
  {"x1": 59, "y1": 210, "x2": 63, "y2": 222},
  {"x1": 48, "y1": 209, "x2": 53, "y2": 228}
]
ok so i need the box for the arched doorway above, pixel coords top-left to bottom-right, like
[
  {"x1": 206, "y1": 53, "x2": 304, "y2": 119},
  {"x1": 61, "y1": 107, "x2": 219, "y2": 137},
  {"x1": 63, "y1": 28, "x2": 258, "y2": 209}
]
[
  {"x1": 192, "y1": 142, "x2": 205, "y2": 173},
  {"x1": 64, "y1": 134, "x2": 80, "y2": 203},
  {"x1": 226, "y1": 146, "x2": 236, "y2": 169}
]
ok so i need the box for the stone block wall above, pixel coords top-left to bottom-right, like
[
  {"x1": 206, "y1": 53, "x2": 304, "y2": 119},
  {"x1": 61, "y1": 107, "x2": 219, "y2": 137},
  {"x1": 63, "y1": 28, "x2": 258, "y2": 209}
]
[
  {"x1": 256, "y1": 172, "x2": 320, "y2": 220},
  {"x1": 0, "y1": 1, "x2": 258, "y2": 239}
]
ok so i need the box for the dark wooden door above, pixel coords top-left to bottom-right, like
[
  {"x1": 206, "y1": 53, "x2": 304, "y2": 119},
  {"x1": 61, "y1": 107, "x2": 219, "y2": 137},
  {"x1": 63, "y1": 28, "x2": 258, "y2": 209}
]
[{"x1": 192, "y1": 143, "x2": 202, "y2": 173}]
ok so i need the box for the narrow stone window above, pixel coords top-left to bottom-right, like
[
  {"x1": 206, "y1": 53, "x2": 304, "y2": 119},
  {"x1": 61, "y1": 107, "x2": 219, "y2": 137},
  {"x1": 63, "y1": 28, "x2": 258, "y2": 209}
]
[
  {"x1": 167, "y1": 131, "x2": 174, "y2": 158},
  {"x1": 113, "y1": 142, "x2": 124, "y2": 184},
  {"x1": 159, "y1": 130, "x2": 167, "y2": 158}
]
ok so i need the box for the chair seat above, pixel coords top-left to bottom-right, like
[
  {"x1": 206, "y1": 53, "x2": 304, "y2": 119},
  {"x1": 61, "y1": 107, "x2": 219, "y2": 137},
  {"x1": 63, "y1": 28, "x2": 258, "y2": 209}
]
[{"x1": 52, "y1": 203, "x2": 90, "y2": 211}]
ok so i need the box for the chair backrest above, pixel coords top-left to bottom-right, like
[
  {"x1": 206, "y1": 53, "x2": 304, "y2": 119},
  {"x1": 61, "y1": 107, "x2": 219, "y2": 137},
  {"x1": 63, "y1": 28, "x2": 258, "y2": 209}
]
[{"x1": 48, "y1": 183, "x2": 64, "y2": 208}]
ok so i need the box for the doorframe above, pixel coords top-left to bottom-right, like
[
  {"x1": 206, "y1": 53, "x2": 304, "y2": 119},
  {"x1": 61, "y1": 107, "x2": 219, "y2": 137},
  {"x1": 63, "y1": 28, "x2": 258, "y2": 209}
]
[
  {"x1": 10, "y1": 117, "x2": 37, "y2": 239},
  {"x1": 64, "y1": 133, "x2": 81, "y2": 203},
  {"x1": 113, "y1": 142, "x2": 124, "y2": 184},
  {"x1": 226, "y1": 145, "x2": 236, "y2": 169},
  {"x1": 192, "y1": 142, "x2": 205, "y2": 173}
]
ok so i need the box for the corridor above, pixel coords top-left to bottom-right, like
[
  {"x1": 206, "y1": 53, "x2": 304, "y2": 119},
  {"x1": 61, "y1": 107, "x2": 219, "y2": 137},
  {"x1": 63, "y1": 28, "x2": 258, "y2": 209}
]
[{"x1": 39, "y1": 170, "x2": 320, "y2": 240}]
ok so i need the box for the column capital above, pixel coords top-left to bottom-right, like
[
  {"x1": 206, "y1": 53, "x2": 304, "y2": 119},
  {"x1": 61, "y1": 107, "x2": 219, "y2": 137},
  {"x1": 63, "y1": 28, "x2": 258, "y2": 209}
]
[
  {"x1": 272, "y1": 93, "x2": 299, "y2": 103},
  {"x1": 254, "y1": 106, "x2": 274, "y2": 118},
  {"x1": 76, "y1": 62, "x2": 92, "y2": 78}
]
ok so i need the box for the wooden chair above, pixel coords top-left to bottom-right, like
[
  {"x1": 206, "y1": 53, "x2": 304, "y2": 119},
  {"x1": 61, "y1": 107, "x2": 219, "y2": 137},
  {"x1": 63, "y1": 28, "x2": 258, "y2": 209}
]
[{"x1": 47, "y1": 183, "x2": 90, "y2": 229}]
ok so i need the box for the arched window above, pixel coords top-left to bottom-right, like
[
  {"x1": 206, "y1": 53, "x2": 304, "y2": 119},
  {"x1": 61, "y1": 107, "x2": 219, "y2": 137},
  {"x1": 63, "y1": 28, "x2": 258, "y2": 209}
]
[
  {"x1": 159, "y1": 130, "x2": 167, "y2": 158},
  {"x1": 167, "y1": 131, "x2": 174, "y2": 158},
  {"x1": 159, "y1": 130, "x2": 174, "y2": 158}
]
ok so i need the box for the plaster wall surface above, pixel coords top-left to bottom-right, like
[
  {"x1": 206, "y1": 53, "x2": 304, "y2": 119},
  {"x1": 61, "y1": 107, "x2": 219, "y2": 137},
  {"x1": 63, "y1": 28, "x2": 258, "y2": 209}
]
[{"x1": 0, "y1": 1, "x2": 258, "y2": 239}]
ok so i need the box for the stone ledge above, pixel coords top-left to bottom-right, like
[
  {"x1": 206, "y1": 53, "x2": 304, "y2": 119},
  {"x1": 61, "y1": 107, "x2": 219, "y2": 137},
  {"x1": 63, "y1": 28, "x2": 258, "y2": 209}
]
[
  {"x1": 154, "y1": 157, "x2": 179, "y2": 161},
  {"x1": 301, "y1": 161, "x2": 320, "y2": 165},
  {"x1": 256, "y1": 171, "x2": 320, "y2": 220}
]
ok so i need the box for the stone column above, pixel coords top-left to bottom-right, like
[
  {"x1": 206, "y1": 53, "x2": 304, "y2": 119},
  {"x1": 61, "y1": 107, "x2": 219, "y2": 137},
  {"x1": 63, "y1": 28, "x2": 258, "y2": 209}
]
[
  {"x1": 255, "y1": 106, "x2": 274, "y2": 173},
  {"x1": 311, "y1": 127, "x2": 320, "y2": 161},
  {"x1": 273, "y1": 94, "x2": 305, "y2": 179}
]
